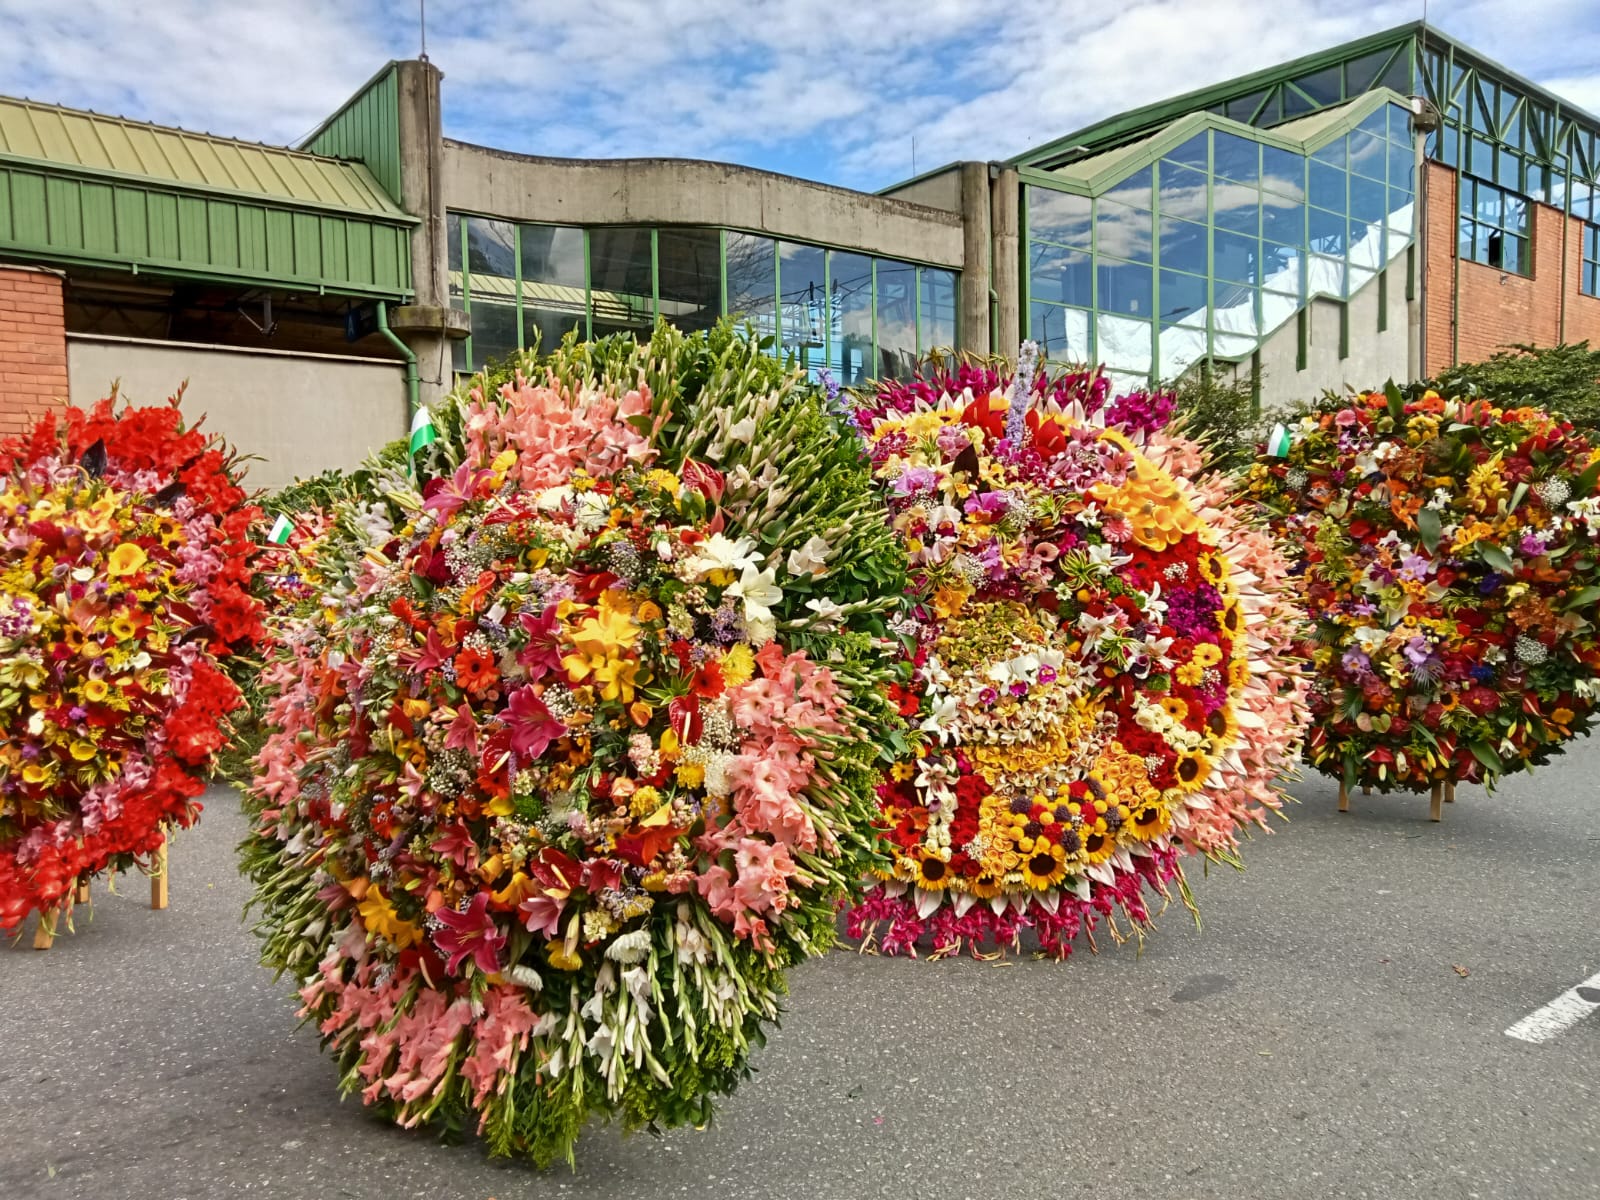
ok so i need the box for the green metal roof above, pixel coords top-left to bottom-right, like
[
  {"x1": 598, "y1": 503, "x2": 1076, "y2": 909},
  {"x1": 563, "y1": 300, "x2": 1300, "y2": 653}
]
[
  {"x1": 0, "y1": 95, "x2": 408, "y2": 218},
  {"x1": 0, "y1": 93, "x2": 415, "y2": 298}
]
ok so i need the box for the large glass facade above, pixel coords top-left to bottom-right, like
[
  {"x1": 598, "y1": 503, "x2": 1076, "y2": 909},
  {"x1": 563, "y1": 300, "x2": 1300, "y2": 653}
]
[
  {"x1": 449, "y1": 217, "x2": 958, "y2": 377},
  {"x1": 1025, "y1": 99, "x2": 1415, "y2": 386}
]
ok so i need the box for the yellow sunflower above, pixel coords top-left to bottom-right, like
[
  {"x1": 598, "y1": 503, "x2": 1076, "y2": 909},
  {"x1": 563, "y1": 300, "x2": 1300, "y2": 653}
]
[
  {"x1": 1219, "y1": 603, "x2": 1243, "y2": 637},
  {"x1": 1196, "y1": 551, "x2": 1225, "y2": 584},
  {"x1": 912, "y1": 851, "x2": 952, "y2": 891},
  {"x1": 1125, "y1": 800, "x2": 1173, "y2": 840},
  {"x1": 1021, "y1": 844, "x2": 1069, "y2": 889},
  {"x1": 1172, "y1": 748, "x2": 1213, "y2": 791},
  {"x1": 1205, "y1": 706, "x2": 1238, "y2": 746},
  {"x1": 1081, "y1": 827, "x2": 1117, "y2": 865}
]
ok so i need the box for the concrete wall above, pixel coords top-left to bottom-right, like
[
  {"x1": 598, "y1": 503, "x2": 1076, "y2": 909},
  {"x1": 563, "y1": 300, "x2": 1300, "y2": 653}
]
[
  {"x1": 1242, "y1": 258, "x2": 1412, "y2": 411},
  {"x1": 0, "y1": 265, "x2": 69, "y2": 437},
  {"x1": 67, "y1": 335, "x2": 406, "y2": 491},
  {"x1": 881, "y1": 166, "x2": 964, "y2": 213},
  {"x1": 442, "y1": 141, "x2": 966, "y2": 270}
]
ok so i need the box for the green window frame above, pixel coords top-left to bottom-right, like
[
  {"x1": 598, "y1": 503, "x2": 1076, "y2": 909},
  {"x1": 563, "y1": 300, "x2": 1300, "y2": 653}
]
[
  {"x1": 1457, "y1": 176, "x2": 1532, "y2": 276},
  {"x1": 1582, "y1": 224, "x2": 1600, "y2": 298}
]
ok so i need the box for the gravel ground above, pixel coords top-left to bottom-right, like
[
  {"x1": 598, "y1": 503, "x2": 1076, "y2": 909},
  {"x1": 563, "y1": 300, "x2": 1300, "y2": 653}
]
[{"x1": 4, "y1": 744, "x2": 1599, "y2": 1200}]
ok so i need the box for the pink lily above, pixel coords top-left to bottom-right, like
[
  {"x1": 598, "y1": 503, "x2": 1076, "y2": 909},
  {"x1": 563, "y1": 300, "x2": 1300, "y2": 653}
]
[
  {"x1": 432, "y1": 892, "x2": 505, "y2": 976},
  {"x1": 501, "y1": 686, "x2": 565, "y2": 759}
]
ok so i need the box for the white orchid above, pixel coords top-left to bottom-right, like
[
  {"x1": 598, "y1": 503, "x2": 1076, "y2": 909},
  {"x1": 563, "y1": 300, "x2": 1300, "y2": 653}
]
[
  {"x1": 786, "y1": 534, "x2": 833, "y2": 577},
  {"x1": 726, "y1": 564, "x2": 783, "y2": 646},
  {"x1": 685, "y1": 533, "x2": 760, "y2": 580}
]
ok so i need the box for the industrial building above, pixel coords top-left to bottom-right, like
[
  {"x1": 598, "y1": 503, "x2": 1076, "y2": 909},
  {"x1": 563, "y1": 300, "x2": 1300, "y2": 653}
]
[{"x1": 0, "y1": 22, "x2": 1597, "y2": 485}]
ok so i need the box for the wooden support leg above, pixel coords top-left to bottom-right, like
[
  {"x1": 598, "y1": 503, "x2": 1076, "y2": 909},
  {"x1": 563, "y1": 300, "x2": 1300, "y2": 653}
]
[
  {"x1": 1362, "y1": 785, "x2": 1372, "y2": 795},
  {"x1": 1429, "y1": 781, "x2": 1443, "y2": 822},
  {"x1": 33, "y1": 905, "x2": 57, "y2": 950},
  {"x1": 76, "y1": 879, "x2": 90, "y2": 904},
  {"x1": 150, "y1": 831, "x2": 169, "y2": 911},
  {"x1": 1444, "y1": 781, "x2": 1456, "y2": 804},
  {"x1": 1338, "y1": 781, "x2": 1350, "y2": 812}
]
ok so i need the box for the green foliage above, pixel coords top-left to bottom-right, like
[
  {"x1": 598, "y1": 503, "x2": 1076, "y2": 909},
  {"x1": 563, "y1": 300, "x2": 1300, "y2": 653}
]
[
  {"x1": 1432, "y1": 342, "x2": 1600, "y2": 431},
  {"x1": 1164, "y1": 365, "x2": 1268, "y2": 473}
]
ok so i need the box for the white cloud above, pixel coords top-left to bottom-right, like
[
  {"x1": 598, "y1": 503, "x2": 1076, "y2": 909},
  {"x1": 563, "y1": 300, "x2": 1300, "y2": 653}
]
[{"x1": 0, "y1": 0, "x2": 1596, "y2": 190}]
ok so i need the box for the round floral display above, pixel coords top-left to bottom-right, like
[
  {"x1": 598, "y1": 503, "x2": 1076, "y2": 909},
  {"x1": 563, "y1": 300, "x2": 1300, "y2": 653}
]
[
  {"x1": 844, "y1": 351, "x2": 1274, "y2": 959},
  {"x1": 0, "y1": 395, "x2": 261, "y2": 933},
  {"x1": 1248, "y1": 385, "x2": 1600, "y2": 792},
  {"x1": 241, "y1": 328, "x2": 907, "y2": 1166}
]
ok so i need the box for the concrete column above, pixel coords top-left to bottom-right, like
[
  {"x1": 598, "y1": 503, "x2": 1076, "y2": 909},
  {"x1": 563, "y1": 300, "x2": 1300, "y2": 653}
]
[
  {"x1": 990, "y1": 165, "x2": 1020, "y2": 360},
  {"x1": 394, "y1": 60, "x2": 467, "y2": 409},
  {"x1": 958, "y1": 161, "x2": 992, "y2": 356}
]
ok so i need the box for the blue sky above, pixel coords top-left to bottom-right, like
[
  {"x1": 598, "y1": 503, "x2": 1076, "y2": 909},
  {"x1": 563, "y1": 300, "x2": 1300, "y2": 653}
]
[{"x1": 1, "y1": 0, "x2": 1598, "y2": 191}]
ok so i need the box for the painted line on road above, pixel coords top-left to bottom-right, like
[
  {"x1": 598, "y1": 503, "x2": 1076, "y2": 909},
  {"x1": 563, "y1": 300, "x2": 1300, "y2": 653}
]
[{"x1": 1505, "y1": 970, "x2": 1600, "y2": 1043}]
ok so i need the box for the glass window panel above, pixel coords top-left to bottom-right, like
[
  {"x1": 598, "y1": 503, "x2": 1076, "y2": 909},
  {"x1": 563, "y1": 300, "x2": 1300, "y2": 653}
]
[
  {"x1": 1029, "y1": 187, "x2": 1093, "y2": 247},
  {"x1": 1474, "y1": 186, "x2": 1503, "y2": 226},
  {"x1": 1349, "y1": 131, "x2": 1385, "y2": 180},
  {"x1": 1312, "y1": 138, "x2": 1346, "y2": 169},
  {"x1": 447, "y1": 212, "x2": 467, "y2": 372},
  {"x1": 1389, "y1": 142, "x2": 1414, "y2": 193},
  {"x1": 1458, "y1": 215, "x2": 1478, "y2": 264},
  {"x1": 1029, "y1": 303, "x2": 1091, "y2": 364},
  {"x1": 1351, "y1": 175, "x2": 1387, "y2": 225},
  {"x1": 1294, "y1": 66, "x2": 1342, "y2": 107},
  {"x1": 827, "y1": 251, "x2": 874, "y2": 386},
  {"x1": 876, "y1": 260, "x2": 918, "y2": 381},
  {"x1": 1379, "y1": 52, "x2": 1411, "y2": 94},
  {"x1": 1212, "y1": 280, "x2": 1259, "y2": 338},
  {"x1": 1096, "y1": 199, "x2": 1153, "y2": 263},
  {"x1": 447, "y1": 212, "x2": 464, "y2": 275},
  {"x1": 1467, "y1": 133, "x2": 1495, "y2": 178},
  {"x1": 1213, "y1": 229, "x2": 1260, "y2": 286},
  {"x1": 1262, "y1": 147, "x2": 1304, "y2": 198},
  {"x1": 655, "y1": 228, "x2": 720, "y2": 335},
  {"x1": 1255, "y1": 92, "x2": 1284, "y2": 125},
  {"x1": 1470, "y1": 86, "x2": 1494, "y2": 133},
  {"x1": 1435, "y1": 123, "x2": 1459, "y2": 168},
  {"x1": 1157, "y1": 270, "x2": 1207, "y2": 328},
  {"x1": 1308, "y1": 252, "x2": 1347, "y2": 297},
  {"x1": 588, "y1": 227, "x2": 655, "y2": 339},
  {"x1": 469, "y1": 296, "x2": 518, "y2": 369},
  {"x1": 1104, "y1": 167, "x2": 1153, "y2": 210},
  {"x1": 1389, "y1": 102, "x2": 1414, "y2": 144},
  {"x1": 1214, "y1": 182, "x2": 1260, "y2": 236},
  {"x1": 725, "y1": 232, "x2": 776, "y2": 339},
  {"x1": 919, "y1": 268, "x2": 958, "y2": 353},
  {"x1": 1261, "y1": 195, "x2": 1306, "y2": 246},
  {"x1": 1358, "y1": 108, "x2": 1389, "y2": 140},
  {"x1": 519, "y1": 224, "x2": 586, "y2": 351},
  {"x1": 1505, "y1": 194, "x2": 1528, "y2": 236},
  {"x1": 1497, "y1": 147, "x2": 1520, "y2": 190},
  {"x1": 1213, "y1": 133, "x2": 1261, "y2": 186},
  {"x1": 1283, "y1": 85, "x2": 1317, "y2": 119},
  {"x1": 1350, "y1": 217, "x2": 1383, "y2": 270},
  {"x1": 1157, "y1": 323, "x2": 1206, "y2": 379},
  {"x1": 1261, "y1": 288, "x2": 1299, "y2": 333},
  {"x1": 1308, "y1": 161, "x2": 1346, "y2": 211},
  {"x1": 1096, "y1": 258, "x2": 1153, "y2": 317},
  {"x1": 1157, "y1": 216, "x2": 1208, "y2": 275},
  {"x1": 1168, "y1": 133, "x2": 1209, "y2": 171},
  {"x1": 1096, "y1": 313, "x2": 1152, "y2": 375},
  {"x1": 1262, "y1": 240, "x2": 1303, "y2": 296},
  {"x1": 777, "y1": 241, "x2": 827, "y2": 373},
  {"x1": 1527, "y1": 163, "x2": 1551, "y2": 205},
  {"x1": 1225, "y1": 90, "x2": 1269, "y2": 122},
  {"x1": 1346, "y1": 49, "x2": 1393, "y2": 94},
  {"x1": 1387, "y1": 188, "x2": 1416, "y2": 237},
  {"x1": 1030, "y1": 243, "x2": 1093, "y2": 307},
  {"x1": 466, "y1": 216, "x2": 516, "y2": 279},
  {"x1": 1157, "y1": 162, "x2": 1209, "y2": 222},
  {"x1": 1309, "y1": 207, "x2": 1346, "y2": 253}
]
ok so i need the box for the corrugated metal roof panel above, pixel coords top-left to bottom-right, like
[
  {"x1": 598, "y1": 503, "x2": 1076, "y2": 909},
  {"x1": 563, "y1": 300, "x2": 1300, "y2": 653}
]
[{"x1": 0, "y1": 93, "x2": 409, "y2": 219}]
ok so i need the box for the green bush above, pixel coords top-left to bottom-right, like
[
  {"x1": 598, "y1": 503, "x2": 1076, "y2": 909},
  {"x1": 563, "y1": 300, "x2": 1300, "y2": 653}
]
[
  {"x1": 1431, "y1": 342, "x2": 1600, "y2": 430},
  {"x1": 1164, "y1": 364, "x2": 1267, "y2": 473}
]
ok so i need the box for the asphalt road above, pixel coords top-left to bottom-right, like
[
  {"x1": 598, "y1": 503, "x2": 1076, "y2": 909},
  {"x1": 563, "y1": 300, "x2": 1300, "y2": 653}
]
[{"x1": 4, "y1": 744, "x2": 1599, "y2": 1200}]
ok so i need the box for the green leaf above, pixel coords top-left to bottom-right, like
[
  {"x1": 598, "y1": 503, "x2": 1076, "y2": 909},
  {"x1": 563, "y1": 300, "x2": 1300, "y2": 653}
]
[
  {"x1": 1478, "y1": 542, "x2": 1515, "y2": 576},
  {"x1": 1561, "y1": 585, "x2": 1600, "y2": 612},
  {"x1": 1342, "y1": 755, "x2": 1359, "y2": 793},
  {"x1": 1384, "y1": 380, "x2": 1405, "y2": 421},
  {"x1": 1508, "y1": 481, "x2": 1528, "y2": 515},
  {"x1": 1469, "y1": 740, "x2": 1504, "y2": 776},
  {"x1": 1416, "y1": 507, "x2": 1442, "y2": 553},
  {"x1": 1576, "y1": 459, "x2": 1600, "y2": 498}
]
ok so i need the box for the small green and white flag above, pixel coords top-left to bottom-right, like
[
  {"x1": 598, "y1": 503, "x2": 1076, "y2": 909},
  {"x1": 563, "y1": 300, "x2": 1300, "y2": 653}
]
[
  {"x1": 267, "y1": 513, "x2": 294, "y2": 544},
  {"x1": 1266, "y1": 423, "x2": 1293, "y2": 458},
  {"x1": 409, "y1": 406, "x2": 438, "y2": 457}
]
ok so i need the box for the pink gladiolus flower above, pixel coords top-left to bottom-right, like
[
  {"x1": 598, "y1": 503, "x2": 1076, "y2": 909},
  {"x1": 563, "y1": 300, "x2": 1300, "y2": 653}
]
[{"x1": 696, "y1": 865, "x2": 739, "y2": 923}]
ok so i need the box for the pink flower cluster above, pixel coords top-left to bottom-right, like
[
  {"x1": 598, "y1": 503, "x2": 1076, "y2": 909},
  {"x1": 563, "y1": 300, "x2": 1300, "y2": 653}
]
[{"x1": 461, "y1": 373, "x2": 656, "y2": 491}]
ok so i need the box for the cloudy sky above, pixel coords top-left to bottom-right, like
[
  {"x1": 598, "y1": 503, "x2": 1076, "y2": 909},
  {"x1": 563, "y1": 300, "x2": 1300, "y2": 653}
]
[{"x1": 1, "y1": 0, "x2": 1597, "y2": 191}]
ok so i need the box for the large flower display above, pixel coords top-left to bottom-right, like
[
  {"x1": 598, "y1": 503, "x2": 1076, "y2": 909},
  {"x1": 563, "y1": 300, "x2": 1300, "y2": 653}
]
[
  {"x1": 240, "y1": 327, "x2": 907, "y2": 1165},
  {"x1": 844, "y1": 351, "x2": 1307, "y2": 959},
  {"x1": 0, "y1": 394, "x2": 262, "y2": 934},
  {"x1": 1248, "y1": 385, "x2": 1600, "y2": 798}
]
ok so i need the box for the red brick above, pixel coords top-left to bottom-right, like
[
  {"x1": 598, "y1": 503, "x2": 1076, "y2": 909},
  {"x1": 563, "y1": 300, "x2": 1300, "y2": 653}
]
[{"x1": 0, "y1": 267, "x2": 67, "y2": 430}]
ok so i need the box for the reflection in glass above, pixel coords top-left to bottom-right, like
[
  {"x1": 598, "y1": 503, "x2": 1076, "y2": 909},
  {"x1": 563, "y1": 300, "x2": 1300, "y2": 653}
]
[
  {"x1": 1096, "y1": 198, "x2": 1153, "y2": 262},
  {"x1": 828, "y1": 251, "x2": 874, "y2": 386},
  {"x1": 1309, "y1": 161, "x2": 1347, "y2": 211},
  {"x1": 466, "y1": 217, "x2": 516, "y2": 278},
  {"x1": 1029, "y1": 188, "x2": 1092, "y2": 246},
  {"x1": 1214, "y1": 181, "x2": 1260, "y2": 236},
  {"x1": 1097, "y1": 258, "x2": 1153, "y2": 317},
  {"x1": 657, "y1": 228, "x2": 720, "y2": 334},
  {"x1": 1213, "y1": 230, "x2": 1260, "y2": 286},
  {"x1": 588, "y1": 227, "x2": 654, "y2": 339},
  {"x1": 1158, "y1": 270, "x2": 1207, "y2": 327},
  {"x1": 1104, "y1": 166, "x2": 1153, "y2": 210},
  {"x1": 1030, "y1": 303, "x2": 1091, "y2": 364},
  {"x1": 920, "y1": 268, "x2": 958, "y2": 353},
  {"x1": 1030, "y1": 243, "x2": 1093, "y2": 307},
  {"x1": 778, "y1": 241, "x2": 826, "y2": 373},
  {"x1": 1350, "y1": 175, "x2": 1387, "y2": 225},
  {"x1": 876, "y1": 260, "x2": 918, "y2": 381},
  {"x1": 1308, "y1": 252, "x2": 1347, "y2": 297},
  {"x1": 1096, "y1": 313, "x2": 1151, "y2": 374},
  {"x1": 470, "y1": 296, "x2": 518, "y2": 369},
  {"x1": 1213, "y1": 132, "x2": 1261, "y2": 186},
  {"x1": 1168, "y1": 133, "x2": 1208, "y2": 171},
  {"x1": 1158, "y1": 162, "x2": 1209, "y2": 221},
  {"x1": 1349, "y1": 130, "x2": 1385, "y2": 180},
  {"x1": 1261, "y1": 194, "x2": 1306, "y2": 246},
  {"x1": 520, "y1": 224, "x2": 586, "y2": 350},
  {"x1": 1262, "y1": 147, "x2": 1304, "y2": 198},
  {"x1": 725, "y1": 232, "x2": 776, "y2": 339}
]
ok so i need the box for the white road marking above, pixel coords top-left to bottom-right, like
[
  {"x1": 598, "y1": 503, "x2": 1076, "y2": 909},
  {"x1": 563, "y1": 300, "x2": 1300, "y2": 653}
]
[{"x1": 1505, "y1": 970, "x2": 1600, "y2": 1043}]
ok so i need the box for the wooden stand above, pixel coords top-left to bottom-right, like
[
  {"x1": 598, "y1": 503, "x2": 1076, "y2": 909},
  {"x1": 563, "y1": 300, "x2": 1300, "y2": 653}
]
[
  {"x1": 1444, "y1": 782, "x2": 1456, "y2": 804},
  {"x1": 151, "y1": 830, "x2": 169, "y2": 910},
  {"x1": 1429, "y1": 781, "x2": 1443, "y2": 822},
  {"x1": 76, "y1": 879, "x2": 90, "y2": 904},
  {"x1": 1338, "y1": 781, "x2": 1350, "y2": 812},
  {"x1": 32, "y1": 906, "x2": 57, "y2": 950}
]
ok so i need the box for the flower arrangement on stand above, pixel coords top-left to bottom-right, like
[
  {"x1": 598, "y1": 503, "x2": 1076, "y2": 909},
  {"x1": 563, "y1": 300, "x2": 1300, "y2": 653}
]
[
  {"x1": 844, "y1": 350, "x2": 1307, "y2": 959},
  {"x1": 1247, "y1": 384, "x2": 1600, "y2": 813},
  {"x1": 0, "y1": 392, "x2": 262, "y2": 939},
  {"x1": 239, "y1": 325, "x2": 908, "y2": 1166}
]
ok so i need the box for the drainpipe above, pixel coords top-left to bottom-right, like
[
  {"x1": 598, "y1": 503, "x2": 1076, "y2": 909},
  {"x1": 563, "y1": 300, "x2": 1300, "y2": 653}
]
[{"x1": 376, "y1": 300, "x2": 421, "y2": 420}]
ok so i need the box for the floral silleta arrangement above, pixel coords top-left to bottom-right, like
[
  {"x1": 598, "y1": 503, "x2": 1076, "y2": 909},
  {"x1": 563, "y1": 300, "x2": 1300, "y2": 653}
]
[
  {"x1": 0, "y1": 394, "x2": 263, "y2": 936},
  {"x1": 1248, "y1": 384, "x2": 1600, "y2": 802},
  {"x1": 843, "y1": 348, "x2": 1308, "y2": 959},
  {"x1": 240, "y1": 326, "x2": 907, "y2": 1166}
]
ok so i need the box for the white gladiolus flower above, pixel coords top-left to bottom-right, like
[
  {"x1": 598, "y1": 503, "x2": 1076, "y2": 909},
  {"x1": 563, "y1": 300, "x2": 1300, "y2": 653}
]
[
  {"x1": 605, "y1": 930, "x2": 653, "y2": 964},
  {"x1": 786, "y1": 534, "x2": 833, "y2": 577},
  {"x1": 685, "y1": 533, "x2": 760, "y2": 579}
]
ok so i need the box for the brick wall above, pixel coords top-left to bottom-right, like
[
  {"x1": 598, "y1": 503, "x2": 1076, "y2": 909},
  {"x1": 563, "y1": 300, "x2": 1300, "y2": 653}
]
[
  {"x1": 0, "y1": 265, "x2": 69, "y2": 436},
  {"x1": 1423, "y1": 161, "x2": 1600, "y2": 375}
]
